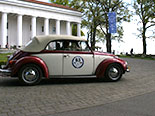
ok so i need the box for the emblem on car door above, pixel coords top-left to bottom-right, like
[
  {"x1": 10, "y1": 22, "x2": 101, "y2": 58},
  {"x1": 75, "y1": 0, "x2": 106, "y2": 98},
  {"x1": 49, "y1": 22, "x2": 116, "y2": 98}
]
[{"x1": 72, "y1": 56, "x2": 84, "y2": 69}]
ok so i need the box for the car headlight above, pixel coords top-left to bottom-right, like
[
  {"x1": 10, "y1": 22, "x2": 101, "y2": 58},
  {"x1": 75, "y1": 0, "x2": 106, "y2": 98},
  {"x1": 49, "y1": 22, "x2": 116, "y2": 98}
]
[{"x1": 125, "y1": 61, "x2": 128, "y2": 65}]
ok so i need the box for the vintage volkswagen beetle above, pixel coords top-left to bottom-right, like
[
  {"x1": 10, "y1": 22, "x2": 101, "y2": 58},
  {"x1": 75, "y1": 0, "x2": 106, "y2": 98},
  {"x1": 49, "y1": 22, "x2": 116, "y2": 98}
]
[{"x1": 0, "y1": 35, "x2": 129, "y2": 85}]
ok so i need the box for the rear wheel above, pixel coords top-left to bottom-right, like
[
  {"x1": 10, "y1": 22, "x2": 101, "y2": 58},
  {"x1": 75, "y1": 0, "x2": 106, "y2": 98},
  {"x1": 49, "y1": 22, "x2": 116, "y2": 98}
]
[
  {"x1": 18, "y1": 64, "x2": 42, "y2": 85},
  {"x1": 104, "y1": 63, "x2": 123, "y2": 82}
]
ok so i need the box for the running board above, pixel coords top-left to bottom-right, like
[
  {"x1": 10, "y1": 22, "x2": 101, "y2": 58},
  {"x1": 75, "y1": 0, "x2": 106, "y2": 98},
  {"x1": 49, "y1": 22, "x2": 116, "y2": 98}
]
[{"x1": 49, "y1": 75, "x2": 97, "y2": 78}]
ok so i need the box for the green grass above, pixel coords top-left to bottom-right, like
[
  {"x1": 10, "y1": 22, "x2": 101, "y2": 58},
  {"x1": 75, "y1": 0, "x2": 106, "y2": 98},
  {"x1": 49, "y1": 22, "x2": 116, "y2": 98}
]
[
  {"x1": 0, "y1": 53, "x2": 12, "y2": 66},
  {"x1": 119, "y1": 55, "x2": 155, "y2": 60}
]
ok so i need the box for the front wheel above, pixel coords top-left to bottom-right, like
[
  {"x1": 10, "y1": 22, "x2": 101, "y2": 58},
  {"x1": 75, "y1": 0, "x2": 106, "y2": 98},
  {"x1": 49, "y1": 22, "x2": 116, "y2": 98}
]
[
  {"x1": 18, "y1": 64, "x2": 42, "y2": 85},
  {"x1": 104, "y1": 63, "x2": 123, "y2": 82}
]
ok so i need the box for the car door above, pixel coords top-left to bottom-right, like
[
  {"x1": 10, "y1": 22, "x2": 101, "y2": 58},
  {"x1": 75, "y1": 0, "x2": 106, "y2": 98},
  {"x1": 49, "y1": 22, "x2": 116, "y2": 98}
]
[
  {"x1": 63, "y1": 41, "x2": 94, "y2": 75},
  {"x1": 34, "y1": 41, "x2": 63, "y2": 75}
]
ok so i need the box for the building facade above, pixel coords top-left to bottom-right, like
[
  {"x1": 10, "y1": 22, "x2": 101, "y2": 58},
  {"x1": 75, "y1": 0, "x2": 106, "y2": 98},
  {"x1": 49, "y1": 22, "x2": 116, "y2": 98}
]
[{"x1": 0, "y1": 0, "x2": 82, "y2": 48}]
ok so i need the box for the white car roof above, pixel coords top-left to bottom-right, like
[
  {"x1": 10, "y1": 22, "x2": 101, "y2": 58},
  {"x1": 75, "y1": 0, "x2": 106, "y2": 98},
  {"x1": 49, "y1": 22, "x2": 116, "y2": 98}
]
[{"x1": 21, "y1": 35, "x2": 87, "y2": 52}]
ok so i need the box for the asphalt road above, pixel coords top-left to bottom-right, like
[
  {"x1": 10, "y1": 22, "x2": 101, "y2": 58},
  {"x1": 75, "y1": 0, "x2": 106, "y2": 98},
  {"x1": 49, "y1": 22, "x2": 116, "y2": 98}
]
[
  {"x1": 0, "y1": 58, "x2": 155, "y2": 116},
  {"x1": 51, "y1": 91, "x2": 155, "y2": 116}
]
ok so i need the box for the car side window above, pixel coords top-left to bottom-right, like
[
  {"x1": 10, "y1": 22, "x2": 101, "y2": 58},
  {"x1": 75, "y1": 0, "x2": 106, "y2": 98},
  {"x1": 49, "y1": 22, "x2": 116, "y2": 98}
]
[
  {"x1": 62, "y1": 41, "x2": 90, "y2": 51},
  {"x1": 45, "y1": 40, "x2": 91, "y2": 52},
  {"x1": 46, "y1": 41, "x2": 63, "y2": 50},
  {"x1": 78, "y1": 41, "x2": 90, "y2": 51}
]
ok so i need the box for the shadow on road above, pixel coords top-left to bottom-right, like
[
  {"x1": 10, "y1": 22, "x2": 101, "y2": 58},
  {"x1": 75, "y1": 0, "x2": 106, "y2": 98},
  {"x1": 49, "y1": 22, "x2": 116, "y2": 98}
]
[
  {"x1": 40, "y1": 78, "x2": 104, "y2": 85},
  {"x1": 0, "y1": 77, "x2": 123, "y2": 87}
]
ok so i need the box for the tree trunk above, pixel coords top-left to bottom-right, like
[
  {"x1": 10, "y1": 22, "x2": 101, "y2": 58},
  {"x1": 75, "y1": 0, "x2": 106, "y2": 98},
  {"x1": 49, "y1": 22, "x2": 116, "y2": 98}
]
[
  {"x1": 106, "y1": 33, "x2": 112, "y2": 53},
  {"x1": 90, "y1": 25, "x2": 93, "y2": 49},
  {"x1": 91, "y1": 26, "x2": 97, "y2": 51},
  {"x1": 92, "y1": 27, "x2": 96, "y2": 50},
  {"x1": 105, "y1": 13, "x2": 112, "y2": 53},
  {"x1": 142, "y1": 35, "x2": 147, "y2": 55},
  {"x1": 142, "y1": 23, "x2": 147, "y2": 55}
]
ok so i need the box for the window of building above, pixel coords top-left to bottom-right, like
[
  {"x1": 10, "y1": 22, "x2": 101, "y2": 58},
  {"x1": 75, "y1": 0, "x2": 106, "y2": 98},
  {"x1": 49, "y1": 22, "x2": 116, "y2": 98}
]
[
  {"x1": 42, "y1": 26, "x2": 44, "y2": 32},
  {"x1": 53, "y1": 27, "x2": 56, "y2": 33},
  {"x1": 7, "y1": 22, "x2": 8, "y2": 29}
]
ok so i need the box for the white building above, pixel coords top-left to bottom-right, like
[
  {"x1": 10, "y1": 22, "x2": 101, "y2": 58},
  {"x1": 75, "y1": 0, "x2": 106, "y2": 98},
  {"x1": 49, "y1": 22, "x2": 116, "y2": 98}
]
[{"x1": 0, "y1": 0, "x2": 82, "y2": 48}]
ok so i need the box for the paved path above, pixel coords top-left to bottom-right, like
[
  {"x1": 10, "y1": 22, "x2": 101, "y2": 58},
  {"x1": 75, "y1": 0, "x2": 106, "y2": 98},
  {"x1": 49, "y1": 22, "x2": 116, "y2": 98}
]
[
  {"x1": 50, "y1": 91, "x2": 155, "y2": 116},
  {"x1": 0, "y1": 58, "x2": 155, "y2": 116}
]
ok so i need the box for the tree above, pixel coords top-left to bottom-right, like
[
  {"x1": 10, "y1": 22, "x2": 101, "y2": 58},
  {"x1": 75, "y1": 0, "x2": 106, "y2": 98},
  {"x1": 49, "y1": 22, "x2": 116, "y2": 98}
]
[
  {"x1": 133, "y1": 0, "x2": 155, "y2": 55},
  {"x1": 98, "y1": 0, "x2": 130, "y2": 53},
  {"x1": 79, "y1": 0, "x2": 102, "y2": 50},
  {"x1": 50, "y1": 0, "x2": 69, "y2": 6},
  {"x1": 51, "y1": 0, "x2": 131, "y2": 52},
  {"x1": 71, "y1": 0, "x2": 131, "y2": 52}
]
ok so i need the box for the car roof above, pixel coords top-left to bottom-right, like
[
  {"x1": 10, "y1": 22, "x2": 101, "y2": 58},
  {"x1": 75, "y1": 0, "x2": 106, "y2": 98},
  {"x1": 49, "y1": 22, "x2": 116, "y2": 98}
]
[{"x1": 21, "y1": 35, "x2": 87, "y2": 52}]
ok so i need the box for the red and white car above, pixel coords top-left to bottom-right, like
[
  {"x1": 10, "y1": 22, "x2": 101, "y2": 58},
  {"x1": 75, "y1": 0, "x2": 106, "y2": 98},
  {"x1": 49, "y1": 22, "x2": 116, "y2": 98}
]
[{"x1": 0, "y1": 35, "x2": 129, "y2": 85}]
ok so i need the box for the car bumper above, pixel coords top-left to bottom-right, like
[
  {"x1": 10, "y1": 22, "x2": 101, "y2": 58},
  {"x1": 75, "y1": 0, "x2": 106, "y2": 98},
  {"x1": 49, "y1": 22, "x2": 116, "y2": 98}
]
[
  {"x1": 126, "y1": 66, "x2": 130, "y2": 72},
  {"x1": 0, "y1": 67, "x2": 11, "y2": 76}
]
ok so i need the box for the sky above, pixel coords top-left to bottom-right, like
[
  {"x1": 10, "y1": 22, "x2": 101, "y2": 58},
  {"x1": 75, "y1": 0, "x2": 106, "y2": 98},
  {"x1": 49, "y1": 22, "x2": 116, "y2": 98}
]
[
  {"x1": 39, "y1": 0, "x2": 155, "y2": 55},
  {"x1": 112, "y1": 0, "x2": 155, "y2": 55}
]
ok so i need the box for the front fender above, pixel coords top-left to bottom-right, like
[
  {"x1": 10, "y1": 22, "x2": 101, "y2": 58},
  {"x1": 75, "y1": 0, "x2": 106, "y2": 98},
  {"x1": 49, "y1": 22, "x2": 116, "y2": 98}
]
[
  {"x1": 11, "y1": 56, "x2": 49, "y2": 78},
  {"x1": 95, "y1": 58, "x2": 126, "y2": 78}
]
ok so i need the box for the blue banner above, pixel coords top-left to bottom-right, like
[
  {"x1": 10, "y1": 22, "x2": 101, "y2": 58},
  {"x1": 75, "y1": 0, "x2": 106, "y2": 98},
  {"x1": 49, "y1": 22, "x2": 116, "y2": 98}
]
[{"x1": 108, "y1": 12, "x2": 117, "y2": 33}]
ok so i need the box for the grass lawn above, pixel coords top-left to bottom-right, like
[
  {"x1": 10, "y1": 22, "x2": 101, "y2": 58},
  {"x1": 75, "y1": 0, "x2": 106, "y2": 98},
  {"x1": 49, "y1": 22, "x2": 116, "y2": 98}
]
[
  {"x1": 0, "y1": 53, "x2": 12, "y2": 65},
  {"x1": 119, "y1": 55, "x2": 155, "y2": 60}
]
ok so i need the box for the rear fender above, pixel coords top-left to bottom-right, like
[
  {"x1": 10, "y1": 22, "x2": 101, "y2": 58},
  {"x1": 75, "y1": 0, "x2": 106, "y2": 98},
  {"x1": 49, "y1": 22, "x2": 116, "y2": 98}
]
[
  {"x1": 11, "y1": 56, "x2": 49, "y2": 78},
  {"x1": 95, "y1": 58, "x2": 125, "y2": 78}
]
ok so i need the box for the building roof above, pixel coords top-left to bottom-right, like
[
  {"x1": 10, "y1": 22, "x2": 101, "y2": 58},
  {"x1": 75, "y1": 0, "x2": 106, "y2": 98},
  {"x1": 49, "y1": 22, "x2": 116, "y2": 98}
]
[
  {"x1": 21, "y1": 35, "x2": 87, "y2": 52},
  {"x1": 22, "y1": 0, "x2": 78, "y2": 11}
]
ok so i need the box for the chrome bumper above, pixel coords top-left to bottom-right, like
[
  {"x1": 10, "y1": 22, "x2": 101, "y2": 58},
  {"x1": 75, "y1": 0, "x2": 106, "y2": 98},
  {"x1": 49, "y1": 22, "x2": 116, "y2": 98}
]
[
  {"x1": 0, "y1": 68, "x2": 11, "y2": 76},
  {"x1": 126, "y1": 66, "x2": 130, "y2": 72}
]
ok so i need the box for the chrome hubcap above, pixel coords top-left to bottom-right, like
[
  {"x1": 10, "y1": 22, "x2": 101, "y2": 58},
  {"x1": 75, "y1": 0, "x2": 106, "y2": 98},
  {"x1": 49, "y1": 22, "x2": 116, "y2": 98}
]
[
  {"x1": 109, "y1": 67, "x2": 119, "y2": 80},
  {"x1": 25, "y1": 69, "x2": 36, "y2": 80},
  {"x1": 22, "y1": 68, "x2": 38, "y2": 83}
]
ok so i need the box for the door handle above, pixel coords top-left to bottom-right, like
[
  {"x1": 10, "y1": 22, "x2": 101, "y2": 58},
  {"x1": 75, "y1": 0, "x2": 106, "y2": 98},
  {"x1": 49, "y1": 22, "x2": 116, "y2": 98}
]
[{"x1": 64, "y1": 54, "x2": 70, "y2": 58}]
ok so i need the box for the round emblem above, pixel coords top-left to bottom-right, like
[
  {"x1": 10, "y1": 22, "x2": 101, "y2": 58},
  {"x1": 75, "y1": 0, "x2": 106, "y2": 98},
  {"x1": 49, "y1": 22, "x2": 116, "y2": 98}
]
[{"x1": 72, "y1": 56, "x2": 84, "y2": 69}]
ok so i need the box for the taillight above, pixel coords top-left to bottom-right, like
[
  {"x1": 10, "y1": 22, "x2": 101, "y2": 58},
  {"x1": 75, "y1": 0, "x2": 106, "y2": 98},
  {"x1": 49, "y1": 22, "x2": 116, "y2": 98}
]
[{"x1": 9, "y1": 60, "x2": 16, "y2": 65}]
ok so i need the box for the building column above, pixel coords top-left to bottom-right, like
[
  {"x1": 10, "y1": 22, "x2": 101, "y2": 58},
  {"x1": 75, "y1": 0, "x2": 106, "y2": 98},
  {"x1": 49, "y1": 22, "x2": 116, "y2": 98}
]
[
  {"x1": 77, "y1": 23, "x2": 81, "y2": 37},
  {"x1": 1, "y1": 12, "x2": 7, "y2": 48},
  {"x1": 56, "y1": 19, "x2": 60, "y2": 35},
  {"x1": 17, "y1": 14, "x2": 23, "y2": 47},
  {"x1": 66, "y1": 21, "x2": 71, "y2": 35},
  {"x1": 31, "y1": 16, "x2": 36, "y2": 38},
  {"x1": 44, "y1": 18, "x2": 49, "y2": 35}
]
